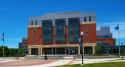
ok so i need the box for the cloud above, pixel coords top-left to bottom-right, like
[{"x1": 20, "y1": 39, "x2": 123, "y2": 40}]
[{"x1": 96, "y1": 22, "x2": 125, "y2": 39}]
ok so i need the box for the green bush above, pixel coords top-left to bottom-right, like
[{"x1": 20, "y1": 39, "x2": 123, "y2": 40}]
[
  {"x1": 95, "y1": 46, "x2": 105, "y2": 55},
  {"x1": 0, "y1": 46, "x2": 25, "y2": 57}
]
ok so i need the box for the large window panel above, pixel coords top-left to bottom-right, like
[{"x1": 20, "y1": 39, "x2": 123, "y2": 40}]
[
  {"x1": 68, "y1": 18, "x2": 80, "y2": 43},
  {"x1": 42, "y1": 20, "x2": 53, "y2": 44},
  {"x1": 55, "y1": 19, "x2": 66, "y2": 43}
]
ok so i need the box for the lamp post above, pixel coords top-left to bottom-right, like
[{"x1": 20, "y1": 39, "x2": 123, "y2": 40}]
[
  {"x1": 81, "y1": 32, "x2": 84, "y2": 64},
  {"x1": 16, "y1": 48, "x2": 19, "y2": 60},
  {"x1": 44, "y1": 50, "x2": 48, "y2": 60},
  {"x1": 121, "y1": 42, "x2": 124, "y2": 60},
  {"x1": 24, "y1": 46, "x2": 27, "y2": 57},
  {"x1": 72, "y1": 50, "x2": 75, "y2": 59}
]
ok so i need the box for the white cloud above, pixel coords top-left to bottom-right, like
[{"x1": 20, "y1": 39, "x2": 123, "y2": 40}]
[{"x1": 97, "y1": 22, "x2": 125, "y2": 39}]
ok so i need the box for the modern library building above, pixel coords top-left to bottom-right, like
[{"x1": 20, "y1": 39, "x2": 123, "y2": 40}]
[{"x1": 27, "y1": 12, "x2": 96, "y2": 55}]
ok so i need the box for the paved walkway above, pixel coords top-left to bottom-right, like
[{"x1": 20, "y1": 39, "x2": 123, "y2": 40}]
[
  {"x1": 71, "y1": 58, "x2": 125, "y2": 64},
  {"x1": 24, "y1": 59, "x2": 71, "y2": 67},
  {"x1": 0, "y1": 57, "x2": 125, "y2": 67},
  {"x1": 0, "y1": 59, "x2": 58, "y2": 67}
]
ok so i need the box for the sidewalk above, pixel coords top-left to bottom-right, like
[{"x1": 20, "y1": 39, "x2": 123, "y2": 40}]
[
  {"x1": 0, "y1": 57, "x2": 125, "y2": 67},
  {"x1": 71, "y1": 58, "x2": 125, "y2": 64},
  {"x1": 23, "y1": 59, "x2": 72, "y2": 67},
  {"x1": 21, "y1": 58, "x2": 125, "y2": 67}
]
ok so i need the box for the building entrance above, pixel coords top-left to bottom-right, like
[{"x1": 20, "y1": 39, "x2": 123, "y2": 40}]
[
  {"x1": 43, "y1": 47, "x2": 78, "y2": 55},
  {"x1": 31, "y1": 48, "x2": 38, "y2": 55},
  {"x1": 84, "y1": 47, "x2": 92, "y2": 55}
]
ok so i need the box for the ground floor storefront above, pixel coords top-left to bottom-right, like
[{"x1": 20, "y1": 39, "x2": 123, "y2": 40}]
[{"x1": 27, "y1": 43, "x2": 96, "y2": 55}]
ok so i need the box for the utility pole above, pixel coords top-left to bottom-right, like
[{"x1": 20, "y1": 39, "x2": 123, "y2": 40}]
[
  {"x1": 3, "y1": 40, "x2": 4, "y2": 57},
  {"x1": 121, "y1": 42, "x2": 124, "y2": 60},
  {"x1": 2, "y1": 32, "x2": 4, "y2": 57},
  {"x1": 80, "y1": 32, "x2": 84, "y2": 64}
]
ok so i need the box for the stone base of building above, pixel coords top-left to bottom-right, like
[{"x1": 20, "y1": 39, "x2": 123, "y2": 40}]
[{"x1": 27, "y1": 43, "x2": 96, "y2": 55}]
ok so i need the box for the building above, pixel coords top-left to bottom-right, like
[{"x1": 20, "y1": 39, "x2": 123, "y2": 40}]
[
  {"x1": 96, "y1": 26, "x2": 115, "y2": 46},
  {"x1": 19, "y1": 37, "x2": 27, "y2": 48},
  {"x1": 19, "y1": 42, "x2": 22, "y2": 48},
  {"x1": 27, "y1": 12, "x2": 96, "y2": 55}
]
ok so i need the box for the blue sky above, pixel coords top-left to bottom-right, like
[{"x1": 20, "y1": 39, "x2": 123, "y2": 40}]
[{"x1": 0, "y1": 0, "x2": 125, "y2": 48}]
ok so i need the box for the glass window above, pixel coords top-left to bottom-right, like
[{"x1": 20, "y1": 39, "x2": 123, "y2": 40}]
[
  {"x1": 68, "y1": 18, "x2": 80, "y2": 43},
  {"x1": 31, "y1": 48, "x2": 38, "y2": 55},
  {"x1": 89, "y1": 16, "x2": 91, "y2": 22},
  {"x1": 97, "y1": 35, "x2": 112, "y2": 38},
  {"x1": 84, "y1": 17, "x2": 86, "y2": 22},
  {"x1": 42, "y1": 20, "x2": 53, "y2": 44},
  {"x1": 35, "y1": 21, "x2": 38, "y2": 25},
  {"x1": 31, "y1": 21, "x2": 33, "y2": 26},
  {"x1": 55, "y1": 19, "x2": 66, "y2": 43}
]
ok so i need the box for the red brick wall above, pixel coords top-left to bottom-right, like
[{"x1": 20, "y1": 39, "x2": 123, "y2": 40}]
[
  {"x1": 28, "y1": 27, "x2": 42, "y2": 45},
  {"x1": 66, "y1": 26, "x2": 69, "y2": 45},
  {"x1": 28, "y1": 23, "x2": 96, "y2": 45},
  {"x1": 80, "y1": 24, "x2": 86, "y2": 43},
  {"x1": 96, "y1": 38, "x2": 114, "y2": 46},
  {"x1": 88, "y1": 23, "x2": 96, "y2": 43},
  {"x1": 22, "y1": 39, "x2": 27, "y2": 48},
  {"x1": 80, "y1": 23, "x2": 96, "y2": 43},
  {"x1": 52, "y1": 26, "x2": 56, "y2": 45},
  {"x1": 36, "y1": 27, "x2": 42, "y2": 45},
  {"x1": 28, "y1": 27, "x2": 34, "y2": 45}
]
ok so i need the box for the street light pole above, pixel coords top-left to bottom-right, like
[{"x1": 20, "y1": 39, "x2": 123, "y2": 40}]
[
  {"x1": 3, "y1": 40, "x2": 4, "y2": 57},
  {"x1": 24, "y1": 46, "x2": 27, "y2": 57},
  {"x1": 2, "y1": 32, "x2": 4, "y2": 57},
  {"x1": 81, "y1": 32, "x2": 84, "y2": 64},
  {"x1": 121, "y1": 42, "x2": 124, "y2": 60}
]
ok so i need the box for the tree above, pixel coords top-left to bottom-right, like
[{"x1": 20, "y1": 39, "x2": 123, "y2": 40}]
[
  {"x1": 95, "y1": 46, "x2": 105, "y2": 55},
  {"x1": 0, "y1": 46, "x2": 9, "y2": 57},
  {"x1": 0, "y1": 46, "x2": 25, "y2": 57},
  {"x1": 18, "y1": 48, "x2": 25, "y2": 57},
  {"x1": 8, "y1": 48, "x2": 17, "y2": 57}
]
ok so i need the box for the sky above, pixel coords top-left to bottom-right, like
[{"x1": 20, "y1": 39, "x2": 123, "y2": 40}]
[{"x1": 0, "y1": 0, "x2": 125, "y2": 48}]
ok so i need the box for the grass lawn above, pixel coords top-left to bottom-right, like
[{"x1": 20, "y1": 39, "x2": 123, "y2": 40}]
[{"x1": 56, "y1": 62, "x2": 125, "y2": 67}]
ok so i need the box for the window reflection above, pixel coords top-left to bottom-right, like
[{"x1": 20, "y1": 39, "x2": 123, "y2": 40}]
[
  {"x1": 68, "y1": 18, "x2": 80, "y2": 43},
  {"x1": 55, "y1": 19, "x2": 66, "y2": 43},
  {"x1": 42, "y1": 20, "x2": 53, "y2": 44}
]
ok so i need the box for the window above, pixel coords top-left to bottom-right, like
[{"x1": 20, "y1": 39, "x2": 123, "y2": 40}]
[
  {"x1": 31, "y1": 48, "x2": 38, "y2": 55},
  {"x1": 35, "y1": 21, "x2": 38, "y2": 25},
  {"x1": 84, "y1": 17, "x2": 86, "y2": 22},
  {"x1": 97, "y1": 35, "x2": 112, "y2": 38},
  {"x1": 89, "y1": 16, "x2": 91, "y2": 22},
  {"x1": 42, "y1": 20, "x2": 53, "y2": 44},
  {"x1": 68, "y1": 18, "x2": 80, "y2": 43},
  {"x1": 31, "y1": 21, "x2": 34, "y2": 26},
  {"x1": 55, "y1": 19, "x2": 66, "y2": 43}
]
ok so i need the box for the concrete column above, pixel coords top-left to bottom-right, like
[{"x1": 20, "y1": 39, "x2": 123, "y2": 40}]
[
  {"x1": 65, "y1": 18, "x2": 69, "y2": 46},
  {"x1": 83, "y1": 46, "x2": 84, "y2": 55},
  {"x1": 66, "y1": 18, "x2": 68, "y2": 26},
  {"x1": 41, "y1": 48, "x2": 43, "y2": 55},
  {"x1": 28, "y1": 48, "x2": 31, "y2": 55},
  {"x1": 92, "y1": 45, "x2": 95, "y2": 55},
  {"x1": 78, "y1": 46, "x2": 80, "y2": 54},
  {"x1": 38, "y1": 48, "x2": 40, "y2": 55},
  {"x1": 68, "y1": 48, "x2": 70, "y2": 54},
  {"x1": 65, "y1": 47, "x2": 67, "y2": 54},
  {"x1": 55, "y1": 48, "x2": 57, "y2": 54},
  {"x1": 38, "y1": 48, "x2": 41, "y2": 55},
  {"x1": 52, "y1": 19, "x2": 56, "y2": 46},
  {"x1": 52, "y1": 48, "x2": 53, "y2": 54}
]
